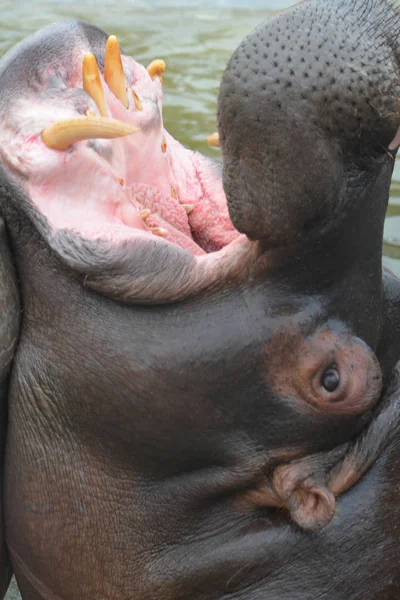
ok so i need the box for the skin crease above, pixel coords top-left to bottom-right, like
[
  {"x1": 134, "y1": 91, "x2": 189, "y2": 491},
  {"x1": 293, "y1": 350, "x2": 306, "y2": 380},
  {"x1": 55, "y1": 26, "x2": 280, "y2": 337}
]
[
  {"x1": 0, "y1": 2, "x2": 398, "y2": 600},
  {"x1": 0, "y1": 219, "x2": 19, "y2": 599}
]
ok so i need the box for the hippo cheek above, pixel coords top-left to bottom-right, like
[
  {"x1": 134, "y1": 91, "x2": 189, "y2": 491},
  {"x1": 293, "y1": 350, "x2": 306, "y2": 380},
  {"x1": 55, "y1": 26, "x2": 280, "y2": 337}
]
[{"x1": 265, "y1": 323, "x2": 383, "y2": 417}]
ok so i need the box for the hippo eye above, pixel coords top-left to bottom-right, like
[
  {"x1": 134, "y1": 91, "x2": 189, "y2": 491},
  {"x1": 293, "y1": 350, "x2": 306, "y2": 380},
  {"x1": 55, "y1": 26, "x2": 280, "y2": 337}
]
[{"x1": 321, "y1": 367, "x2": 340, "y2": 393}]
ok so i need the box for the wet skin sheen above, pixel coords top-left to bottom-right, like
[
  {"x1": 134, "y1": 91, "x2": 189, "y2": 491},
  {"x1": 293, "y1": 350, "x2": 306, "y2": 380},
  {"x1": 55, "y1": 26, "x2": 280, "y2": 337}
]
[{"x1": 0, "y1": 0, "x2": 399, "y2": 599}]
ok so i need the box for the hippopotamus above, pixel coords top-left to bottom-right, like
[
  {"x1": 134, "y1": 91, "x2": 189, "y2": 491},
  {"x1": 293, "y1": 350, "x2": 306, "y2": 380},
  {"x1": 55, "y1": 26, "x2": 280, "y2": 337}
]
[{"x1": 0, "y1": 0, "x2": 400, "y2": 598}]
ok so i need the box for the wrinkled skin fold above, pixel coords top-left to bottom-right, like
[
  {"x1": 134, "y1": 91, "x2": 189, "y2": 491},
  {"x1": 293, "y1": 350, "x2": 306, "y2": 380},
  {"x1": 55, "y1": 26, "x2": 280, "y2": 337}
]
[
  {"x1": 0, "y1": 220, "x2": 19, "y2": 598},
  {"x1": 0, "y1": 0, "x2": 399, "y2": 598}
]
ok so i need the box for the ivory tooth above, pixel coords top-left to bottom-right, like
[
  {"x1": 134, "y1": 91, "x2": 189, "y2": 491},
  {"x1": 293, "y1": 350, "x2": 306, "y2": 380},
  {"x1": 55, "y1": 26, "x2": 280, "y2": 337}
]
[
  {"x1": 182, "y1": 204, "x2": 194, "y2": 215},
  {"x1": 171, "y1": 186, "x2": 178, "y2": 199},
  {"x1": 132, "y1": 89, "x2": 143, "y2": 111},
  {"x1": 83, "y1": 53, "x2": 108, "y2": 117},
  {"x1": 140, "y1": 209, "x2": 151, "y2": 221},
  {"x1": 104, "y1": 36, "x2": 129, "y2": 108},
  {"x1": 206, "y1": 132, "x2": 220, "y2": 148},
  {"x1": 151, "y1": 227, "x2": 168, "y2": 237},
  {"x1": 42, "y1": 117, "x2": 138, "y2": 151},
  {"x1": 147, "y1": 59, "x2": 166, "y2": 82}
]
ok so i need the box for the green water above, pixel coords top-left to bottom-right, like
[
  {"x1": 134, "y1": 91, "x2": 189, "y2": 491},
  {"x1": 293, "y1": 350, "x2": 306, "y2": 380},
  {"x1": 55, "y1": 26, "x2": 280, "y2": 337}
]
[{"x1": 1, "y1": 2, "x2": 400, "y2": 596}]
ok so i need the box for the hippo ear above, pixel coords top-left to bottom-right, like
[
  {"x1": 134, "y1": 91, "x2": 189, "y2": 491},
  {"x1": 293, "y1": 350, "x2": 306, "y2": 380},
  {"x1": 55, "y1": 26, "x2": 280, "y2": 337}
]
[{"x1": 272, "y1": 462, "x2": 337, "y2": 532}]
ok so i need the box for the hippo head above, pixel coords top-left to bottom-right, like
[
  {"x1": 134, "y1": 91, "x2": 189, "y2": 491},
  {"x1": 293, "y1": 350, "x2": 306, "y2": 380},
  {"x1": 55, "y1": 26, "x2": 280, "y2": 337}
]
[{"x1": 0, "y1": 1, "x2": 399, "y2": 559}]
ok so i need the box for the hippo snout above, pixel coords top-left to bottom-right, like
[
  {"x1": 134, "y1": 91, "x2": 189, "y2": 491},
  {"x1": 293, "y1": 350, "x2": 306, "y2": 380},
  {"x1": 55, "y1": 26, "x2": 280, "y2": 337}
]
[{"x1": 218, "y1": 0, "x2": 400, "y2": 246}]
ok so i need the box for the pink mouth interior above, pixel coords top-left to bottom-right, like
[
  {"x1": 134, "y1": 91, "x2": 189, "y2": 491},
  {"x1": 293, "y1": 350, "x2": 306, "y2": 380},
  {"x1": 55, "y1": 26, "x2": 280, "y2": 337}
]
[{"x1": 1, "y1": 45, "x2": 239, "y2": 256}]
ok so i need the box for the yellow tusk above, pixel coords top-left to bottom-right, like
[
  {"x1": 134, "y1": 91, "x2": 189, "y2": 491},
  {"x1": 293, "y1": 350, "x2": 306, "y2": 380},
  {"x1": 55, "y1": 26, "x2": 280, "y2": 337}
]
[
  {"x1": 182, "y1": 204, "x2": 194, "y2": 215},
  {"x1": 206, "y1": 132, "x2": 220, "y2": 148},
  {"x1": 161, "y1": 139, "x2": 167, "y2": 153},
  {"x1": 151, "y1": 227, "x2": 168, "y2": 237},
  {"x1": 104, "y1": 36, "x2": 129, "y2": 109},
  {"x1": 140, "y1": 209, "x2": 151, "y2": 221},
  {"x1": 83, "y1": 52, "x2": 108, "y2": 117},
  {"x1": 147, "y1": 59, "x2": 166, "y2": 82},
  {"x1": 132, "y1": 88, "x2": 143, "y2": 111},
  {"x1": 42, "y1": 117, "x2": 138, "y2": 151}
]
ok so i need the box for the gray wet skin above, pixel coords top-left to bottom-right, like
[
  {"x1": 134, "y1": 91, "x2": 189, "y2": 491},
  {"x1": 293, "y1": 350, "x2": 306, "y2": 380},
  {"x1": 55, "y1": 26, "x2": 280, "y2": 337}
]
[
  {"x1": 0, "y1": 1, "x2": 399, "y2": 599},
  {"x1": 0, "y1": 222, "x2": 19, "y2": 600}
]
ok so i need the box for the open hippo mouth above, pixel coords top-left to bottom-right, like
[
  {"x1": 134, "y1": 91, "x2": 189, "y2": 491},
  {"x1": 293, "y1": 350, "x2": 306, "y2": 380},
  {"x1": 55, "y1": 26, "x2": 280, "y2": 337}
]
[
  {"x1": 2, "y1": 4, "x2": 400, "y2": 306},
  {"x1": 0, "y1": 20, "x2": 238, "y2": 259}
]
